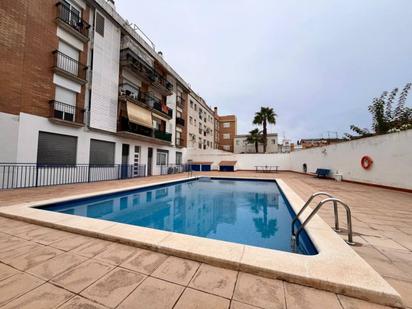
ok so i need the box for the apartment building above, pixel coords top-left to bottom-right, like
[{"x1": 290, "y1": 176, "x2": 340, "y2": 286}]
[
  {"x1": 234, "y1": 133, "x2": 279, "y2": 153},
  {"x1": 215, "y1": 112, "x2": 237, "y2": 152},
  {"x1": 186, "y1": 92, "x2": 215, "y2": 150},
  {"x1": 0, "y1": 0, "x2": 190, "y2": 176}
]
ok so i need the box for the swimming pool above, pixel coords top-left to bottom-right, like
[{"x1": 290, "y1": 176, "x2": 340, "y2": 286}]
[{"x1": 38, "y1": 177, "x2": 316, "y2": 255}]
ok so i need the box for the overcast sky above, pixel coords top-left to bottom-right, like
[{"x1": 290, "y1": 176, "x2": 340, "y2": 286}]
[{"x1": 116, "y1": 0, "x2": 412, "y2": 141}]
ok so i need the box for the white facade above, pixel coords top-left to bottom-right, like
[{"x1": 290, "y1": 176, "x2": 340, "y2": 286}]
[
  {"x1": 0, "y1": 112, "x2": 186, "y2": 176},
  {"x1": 89, "y1": 9, "x2": 121, "y2": 133},
  {"x1": 187, "y1": 93, "x2": 215, "y2": 150},
  {"x1": 234, "y1": 134, "x2": 279, "y2": 154}
]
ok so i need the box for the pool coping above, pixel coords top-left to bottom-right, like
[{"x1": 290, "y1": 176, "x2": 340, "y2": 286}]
[{"x1": 0, "y1": 175, "x2": 403, "y2": 308}]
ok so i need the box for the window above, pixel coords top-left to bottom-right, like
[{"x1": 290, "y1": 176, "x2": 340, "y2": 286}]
[
  {"x1": 95, "y1": 12, "x2": 105, "y2": 37},
  {"x1": 194, "y1": 119, "x2": 196, "y2": 127},
  {"x1": 223, "y1": 145, "x2": 230, "y2": 151},
  {"x1": 37, "y1": 132, "x2": 77, "y2": 165},
  {"x1": 190, "y1": 100, "x2": 194, "y2": 108},
  {"x1": 156, "y1": 149, "x2": 168, "y2": 165},
  {"x1": 89, "y1": 139, "x2": 115, "y2": 165},
  {"x1": 223, "y1": 133, "x2": 230, "y2": 139},
  {"x1": 54, "y1": 86, "x2": 77, "y2": 121},
  {"x1": 189, "y1": 116, "x2": 193, "y2": 124},
  {"x1": 223, "y1": 122, "x2": 230, "y2": 128},
  {"x1": 236, "y1": 140, "x2": 240, "y2": 145},
  {"x1": 194, "y1": 104, "x2": 197, "y2": 111},
  {"x1": 272, "y1": 139, "x2": 276, "y2": 144},
  {"x1": 176, "y1": 152, "x2": 182, "y2": 165}
]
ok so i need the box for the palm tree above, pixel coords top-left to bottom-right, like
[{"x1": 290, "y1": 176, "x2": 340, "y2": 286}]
[
  {"x1": 253, "y1": 107, "x2": 277, "y2": 153},
  {"x1": 246, "y1": 129, "x2": 262, "y2": 153}
]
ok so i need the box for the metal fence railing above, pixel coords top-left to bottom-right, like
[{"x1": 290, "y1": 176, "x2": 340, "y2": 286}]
[
  {"x1": 0, "y1": 164, "x2": 146, "y2": 190},
  {"x1": 160, "y1": 164, "x2": 190, "y2": 175}
]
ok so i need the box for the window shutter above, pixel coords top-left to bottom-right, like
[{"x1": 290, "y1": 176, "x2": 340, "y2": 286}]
[
  {"x1": 37, "y1": 132, "x2": 77, "y2": 165},
  {"x1": 89, "y1": 139, "x2": 115, "y2": 165},
  {"x1": 95, "y1": 12, "x2": 105, "y2": 37}
]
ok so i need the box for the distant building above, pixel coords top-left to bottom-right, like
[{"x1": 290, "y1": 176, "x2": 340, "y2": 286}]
[
  {"x1": 214, "y1": 109, "x2": 237, "y2": 152},
  {"x1": 234, "y1": 133, "x2": 279, "y2": 154},
  {"x1": 279, "y1": 139, "x2": 293, "y2": 153},
  {"x1": 296, "y1": 138, "x2": 345, "y2": 150}
]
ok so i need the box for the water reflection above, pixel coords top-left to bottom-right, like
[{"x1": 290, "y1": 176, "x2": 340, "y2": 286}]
[{"x1": 45, "y1": 179, "x2": 310, "y2": 252}]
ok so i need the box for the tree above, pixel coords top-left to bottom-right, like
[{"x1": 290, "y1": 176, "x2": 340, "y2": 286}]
[
  {"x1": 253, "y1": 107, "x2": 277, "y2": 153},
  {"x1": 246, "y1": 128, "x2": 262, "y2": 153},
  {"x1": 347, "y1": 83, "x2": 412, "y2": 139}
]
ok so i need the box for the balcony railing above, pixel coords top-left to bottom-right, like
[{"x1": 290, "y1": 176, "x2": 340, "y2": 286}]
[
  {"x1": 160, "y1": 164, "x2": 190, "y2": 175},
  {"x1": 153, "y1": 101, "x2": 173, "y2": 118},
  {"x1": 53, "y1": 50, "x2": 87, "y2": 80},
  {"x1": 49, "y1": 100, "x2": 85, "y2": 124},
  {"x1": 154, "y1": 129, "x2": 172, "y2": 142},
  {"x1": 176, "y1": 117, "x2": 185, "y2": 127},
  {"x1": 120, "y1": 50, "x2": 155, "y2": 81},
  {"x1": 119, "y1": 118, "x2": 172, "y2": 143},
  {"x1": 56, "y1": 2, "x2": 90, "y2": 38},
  {"x1": 176, "y1": 96, "x2": 185, "y2": 108}
]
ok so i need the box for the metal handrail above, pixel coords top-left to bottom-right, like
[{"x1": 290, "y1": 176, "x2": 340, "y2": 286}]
[
  {"x1": 291, "y1": 192, "x2": 334, "y2": 236},
  {"x1": 294, "y1": 197, "x2": 355, "y2": 246}
]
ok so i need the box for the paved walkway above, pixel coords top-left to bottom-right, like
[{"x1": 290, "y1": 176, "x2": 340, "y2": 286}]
[{"x1": 0, "y1": 171, "x2": 410, "y2": 308}]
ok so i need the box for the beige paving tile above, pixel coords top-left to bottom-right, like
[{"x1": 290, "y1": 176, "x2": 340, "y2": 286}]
[
  {"x1": 0, "y1": 263, "x2": 20, "y2": 281},
  {"x1": 120, "y1": 248, "x2": 168, "y2": 275},
  {"x1": 0, "y1": 273, "x2": 44, "y2": 306},
  {"x1": 0, "y1": 243, "x2": 40, "y2": 261},
  {"x1": 338, "y1": 294, "x2": 393, "y2": 309},
  {"x1": 5, "y1": 245, "x2": 63, "y2": 271},
  {"x1": 189, "y1": 263, "x2": 238, "y2": 298},
  {"x1": 58, "y1": 295, "x2": 107, "y2": 309},
  {"x1": 284, "y1": 282, "x2": 341, "y2": 309},
  {"x1": 233, "y1": 272, "x2": 285, "y2": 309},
  {"x1": 230, "y1": 300, "x2": 260, "y2": 309},
  {"x1": 94, "y1": 243, "x2": 138, "y2": 265},
  {"x1": 51, "y1": 260, "x2": 114, "y2": 293},
  {"x1": 1, "y1": 282, "x2": 74, "y2": 309},
  {"x1": 151, "y1": 256, "x2": 200, "y2": 285},
  {"x1": 118, "y1": 277, "x2": 184, "y2": 309},
  {"x1": 81, "y1": 268, "x2": 146, "y2": 308},
  {"x1": 26, "y1": 252, "x2": 87, "y2": 280},
  {"x1": 49, "y1": 234, "x2": 94, "y2": 251},
  {"x1": 362, "y1": 236, "x2": 408, "y2": 251},
  {"x1": 72, "y1": 238, "x2": 112, "y2": 258},
  {"x1": 16, "y1": 226, "x2": 72, "y2": 245},
  {"x1": 385, "y1": 277, "x2": 412, "y2": 308},
  {"x1": 174, "y1": 288, "x2": 230, "y2": 309}
]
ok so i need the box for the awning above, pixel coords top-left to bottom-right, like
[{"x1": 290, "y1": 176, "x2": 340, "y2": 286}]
[
  {"x1": 127, "y1": 102, "x2": 152, "y2": 128},
  {"x1": 219, "y1": 161, "x2": 237, "y2": 166}
]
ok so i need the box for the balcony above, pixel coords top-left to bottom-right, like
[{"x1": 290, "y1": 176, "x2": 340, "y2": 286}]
[
  {"x1": 151, "y1": 72, "x2": 173, "y2": 96},
  {"x1": 53, "y1": 50, "x2": 87, "y2": 84},
  {"x1": 120, "y1": 49, "x2": 155, "y2": 84},
  {"x1": 55, "y1": 2, "x2": 90, "y2": 42},
  {"x1": 152, "y1": 100, "x2": 173, "y2": 119},
  {"x1": 176, "y1": 117, "x2": 185, "y2": 127},
  {"x1": 49, "y1": 100, "x2": 85, "y2": 127},
  {"x1": 154, "y1": 129, "x2": 172, "y2": 142},
  {"x1": 176, "y1": 96, "x2": 185, "y2": 109},
  {"x1": 118, "y1": 118, "x2": 172, "y2": 145}
]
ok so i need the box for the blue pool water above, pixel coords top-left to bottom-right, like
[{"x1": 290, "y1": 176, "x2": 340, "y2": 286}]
[{"x1": 38, "y1": 178, "x2": 317, "y2": 255}]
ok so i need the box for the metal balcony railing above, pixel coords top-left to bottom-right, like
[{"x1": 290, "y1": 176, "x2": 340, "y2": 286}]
[
  {"x1": 53, "y1": 50, "x2": 87, "y2": 80},
  {"x1": 175, "y1": 137, "x2": 184, "y2": 147},
  {"x1": 56, "y1": 2, "x2": 90, "y2": 38},
  {"x1": 176, "y1": 117, "x2": 185, "y2": 126},
  {"x1": 49, "y1": 100, "x2": 85, "y2": 124},
  {"x1": 176, "y1": 96, "x2": 185, "y2": 108},
  {"x1": 154, "y1": 129, "x2": 172, "y2": 142}
]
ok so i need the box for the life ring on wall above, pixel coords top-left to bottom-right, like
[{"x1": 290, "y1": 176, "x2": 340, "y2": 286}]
[{"x1": 361, "y1": 156, "x2": 373, "y2": 170}]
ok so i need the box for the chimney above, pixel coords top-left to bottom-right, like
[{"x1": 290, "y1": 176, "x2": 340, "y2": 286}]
[
  {"x1": 158, "y1": 51, "x2": 163, "y2": 57},
  {"x1": 214, "y1": 106, "x2": 218, "y2": 115},
  {"x1": 106, "y1": 0, "x2": 115, "y2": 9}
]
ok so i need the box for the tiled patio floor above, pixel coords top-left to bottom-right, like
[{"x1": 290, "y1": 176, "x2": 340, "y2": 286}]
[{"x1": 0, "y1": 171, "x2": 411, "y2": 308}]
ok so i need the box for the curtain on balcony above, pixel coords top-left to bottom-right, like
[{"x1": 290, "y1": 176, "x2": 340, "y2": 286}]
[{"x1": 127, "y1": 102, "x2": 152, "y2": 128}]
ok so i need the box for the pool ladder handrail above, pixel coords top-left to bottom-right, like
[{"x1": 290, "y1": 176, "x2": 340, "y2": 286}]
[{"x1": 291, "y1": 193, "x2": 355, "y2": 250}]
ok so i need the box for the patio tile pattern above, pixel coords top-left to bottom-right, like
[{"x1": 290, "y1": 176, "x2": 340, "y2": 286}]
[{"x1": 0, "y1": 171, "x2": 410, "y2": 308}]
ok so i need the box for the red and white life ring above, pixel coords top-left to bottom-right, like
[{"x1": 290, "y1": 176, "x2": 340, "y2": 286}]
[{"x1": 361, "y1": 156, "x2": 373, "y2": 170}]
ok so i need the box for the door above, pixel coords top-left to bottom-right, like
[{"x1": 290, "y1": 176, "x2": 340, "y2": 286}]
[
  {"x1": 121, "y1": 144, "x2": 129, "y2": 179},
  {"x1": 147, "y1": 147, "x2": 153, "y2": 176},
  {"x1": 133, "y1": 146, "x2": 141, "y2": 176}
]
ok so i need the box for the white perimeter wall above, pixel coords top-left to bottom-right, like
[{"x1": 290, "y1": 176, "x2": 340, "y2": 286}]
[
  {"x1": 189, "y1": 130, "x2": 412, "y2": 190},
  {"x1": 289, "y1": 130, "x2": 412, "y2": 190}
]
